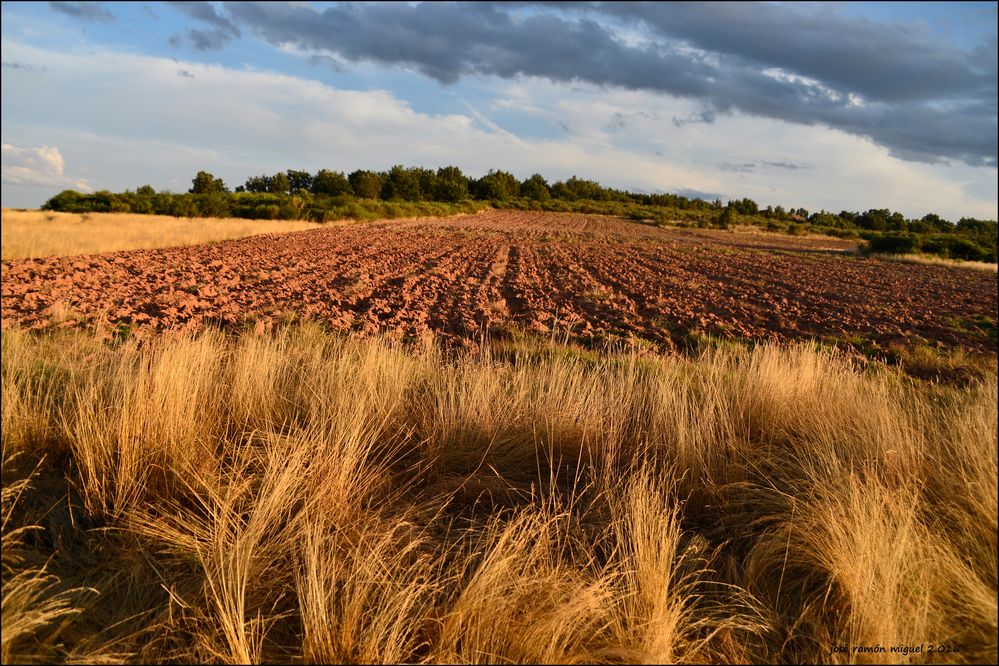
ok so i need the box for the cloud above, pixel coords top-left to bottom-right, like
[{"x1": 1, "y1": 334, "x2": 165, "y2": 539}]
[
  {"x1": 596, "y1": 2, "x2": 992, "y2": 103},
  {"x1": 1, "y1": 143, "x2": 90, "y2": 190},
  {"x1": 186, "y1": 28, "x2": 234, "y2": 51},
  {"x1": 0, "y1": 41, "x2": 994, "y2": 221},
  {"x1": 48, "y1": 1, "x2": 114, "y2": 23},
  {"x1": 674, "y1": 187, "x2": 726, "y2": 202},
  {"x1": 224, "y1": 1, "x2": 997, "y2": 167},
  {"x1": 718, "y1": 162, "x2": 756, "y2": 173},
  {"x1": 1, "y1": 61, "x2": 45, "y2": 72},
  {"x1": 762, "y1": 161, "x2": 811, "y2": 171},
  {"x1": 167, "y1": 1, "x2": 240, "y2": 51},
  {"x1": 306, "y1": 54, "x2": 346, "y2": 72}
]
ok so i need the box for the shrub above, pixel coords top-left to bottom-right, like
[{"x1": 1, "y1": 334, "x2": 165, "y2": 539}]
[{"x1": 867, "y1": 233, "x2": 918, "y2": 255}]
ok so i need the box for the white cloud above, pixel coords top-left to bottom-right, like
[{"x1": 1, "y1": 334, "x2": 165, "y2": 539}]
[
  {"x1": 1, "y1": 142, "x2": 90, "y2": 190},
  {"x1": 0, "y1": 40, "x2": 995, "y2": 220}
]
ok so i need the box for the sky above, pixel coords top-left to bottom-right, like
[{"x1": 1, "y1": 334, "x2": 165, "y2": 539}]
[{"x1": 1, "y1": 1, "x2": 996, "y2": 220}]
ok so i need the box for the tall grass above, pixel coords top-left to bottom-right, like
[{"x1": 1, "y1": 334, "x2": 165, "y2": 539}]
[
  {"x1": 0, "y1": 209, "x2": 322, "y2": 260},
  {"x1": 2, "y1": 324, "x2": 996, "y2": 663},
  {"x1": 864, "y1": 252, "x2": 998, "y2": 273}
]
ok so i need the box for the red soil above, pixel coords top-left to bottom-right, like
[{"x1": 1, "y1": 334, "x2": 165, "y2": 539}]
[{"x1": 2, "y1": 211, "x2": 996, "y2": 352}]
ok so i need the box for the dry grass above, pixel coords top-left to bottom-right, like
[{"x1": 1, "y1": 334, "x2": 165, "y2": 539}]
[
  {"x1": 2, "y1": 324, "x2": 996, "y2": 664},
  {"x1": 866, "y1": 252, "x2": 998, "y2": 272},
  {"x1": 1, "y1": 209, "x2": 322, "y2": 260}
]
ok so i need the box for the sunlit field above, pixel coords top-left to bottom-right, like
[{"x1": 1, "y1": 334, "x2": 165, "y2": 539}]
[
  {"x1": 864, "y1": 252, "x2": 999, "y2": 273},
  {"x1": 0, "y1": 209, "x2": 322, "y2": 260},
  {"x1": 3, "y1": 323, "x2": 996, "y2": 664}
]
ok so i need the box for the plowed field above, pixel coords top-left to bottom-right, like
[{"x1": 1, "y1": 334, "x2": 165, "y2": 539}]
[{"x1": 3, "y1": 211, "x2": 996, "y2": 351}]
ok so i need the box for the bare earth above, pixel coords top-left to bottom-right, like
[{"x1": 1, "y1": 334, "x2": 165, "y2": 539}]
[{"x1": 2, "y1": 211, "x2": 996, "y2": 351}]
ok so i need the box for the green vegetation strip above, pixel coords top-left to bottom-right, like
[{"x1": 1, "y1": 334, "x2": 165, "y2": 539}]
[{"x1": 40, "y1": 166, "x2": 997, "y2": 263}]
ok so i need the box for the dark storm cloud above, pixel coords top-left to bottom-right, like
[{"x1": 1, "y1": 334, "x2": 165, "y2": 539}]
[
  {"x1": 168, "y1": 1, "x2": 239, "y2": 34},
  {"x1": 186, "y1": 28, "x2": 234, "y2": 51},
  {"x1": 226, "y1": 1, "x2": 716, "y2": 89},
  {"x1": 222, "y1": 1, "x2": 997, "y2": 167},
  {"x1": 593, "y1": 2, "x2": 994, "y2": 103},
  {"x1": 168, "y1": 1, "x2": 240, "y2": 51},
  {"x1": 48, "y1": 1, "x2": 114, "y2": 22}
]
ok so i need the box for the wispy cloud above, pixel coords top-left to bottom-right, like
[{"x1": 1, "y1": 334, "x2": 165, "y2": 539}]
[
  {"x1": 1, "y1": 61, "x2": 46, "y2": 73},
  {"x1": 762, "y1": 161, "x2": 812, "y2": 171},
  {"x1": 718, "y1": 162, "x2": 756, "y2": 173}
]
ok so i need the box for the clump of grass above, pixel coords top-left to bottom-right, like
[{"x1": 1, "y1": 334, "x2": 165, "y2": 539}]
[
  {"x1": 865, "y1": 252, "x2": 997, "y2": 273},
  {"x1": 2, "y1": 324, "x2": 996, "y2": 663}
]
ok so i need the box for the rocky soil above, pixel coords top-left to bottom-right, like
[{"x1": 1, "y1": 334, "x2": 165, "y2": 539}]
[{"x1": 3, "y1": 210, "x2": 996, "y2": 352}]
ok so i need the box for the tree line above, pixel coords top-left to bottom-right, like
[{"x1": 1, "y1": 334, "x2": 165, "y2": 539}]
[
  {"x1": 41, "y1": 165, "x2": 997, "y2": 262},
  {"x1": 42, "y1": 166, "x2": 718, "y2": 218}
]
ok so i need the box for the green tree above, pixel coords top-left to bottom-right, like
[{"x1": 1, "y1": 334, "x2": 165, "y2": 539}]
[
  {"x1": 520, "y1": 174, "x2": 551, "y2": 201},
  {"x1": 42, "y1": 189, "x2": 87, "y2": 212},
  {"x1": 957, "y1": 217, "x2": 997, "y2": 234},
  {"x1": 348, "y1": 170, "x2": 384, "y2": 199},
  {"x1": 381, "y1": 165, "x2": 422, "y2": 201},
  {"x1": 189, "y1": 170, "x2": 228, "y2": 194},
  {"x1": 415, "y1": 167, "x2": 438, "y2": 201},
  {"x1": 473, "y1": 169, "x2": 519, "y2": 200},
  {"x1": 434, "y1": 166, "x2": 468, "y2": 202},
  {"x1": 311, "y1": 169, "x2": 352, "y2": 196},
  {"x1": 550, "y1": 180, "x2": 573, "y2": 200},
  {"x1": 563, "y1": 176, "x2": 605, "y2": 201},
  {"x1": 286, "y1": 169, "x2": 313, "y2": 192},
  {"x1": 244, "y1": 175, "x2": 271, "y2": 193},
  {"x1": 731, "y1": 197, "x2": 758, "y2": 216},
  {"x1": 269, "y1": 172, "x2": 290, "y2": 194},
  {"x1": 857, "y1": 209, "x2": 891, "y2": 231}
]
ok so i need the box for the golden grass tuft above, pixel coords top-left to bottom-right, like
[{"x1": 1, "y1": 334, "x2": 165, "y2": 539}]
[
  {"x1": 1, "y1": 209, "x2": 322, "y2": 260},
  {"x1": 2, "y1": 324, "x2": 996, "y2": 663},
  {"x1": 866, "y1": 252, "x2": 997, "y2": 272}
]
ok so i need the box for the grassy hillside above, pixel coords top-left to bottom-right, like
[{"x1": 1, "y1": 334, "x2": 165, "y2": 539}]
[{"x1": 3, "y1": 324, "x2": 996, "y2": 663}]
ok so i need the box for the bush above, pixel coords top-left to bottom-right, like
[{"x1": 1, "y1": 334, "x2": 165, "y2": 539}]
[
  {"x1": 867, "y1": 233, "x2": 918, "y2": 255},
  {"x1": 717, "y1": 207, "x2": 737, "y2": 229},
  {"x1": 254, "y1": 204, "x2": 281, "y2": 220},
  {"x1": 923, "y1": 236, "x2": 993, "y2": 262}
]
